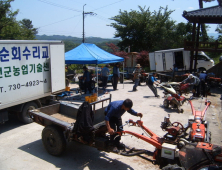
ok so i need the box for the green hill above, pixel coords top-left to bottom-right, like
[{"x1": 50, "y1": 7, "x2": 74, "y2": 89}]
[{"x1": 35, "y1": 35, "x2": 120, "y2": 52}]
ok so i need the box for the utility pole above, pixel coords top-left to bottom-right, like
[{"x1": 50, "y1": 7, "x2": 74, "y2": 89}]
[{"x1": 82, "y1": 4, "x2": 96, "y2": 43}]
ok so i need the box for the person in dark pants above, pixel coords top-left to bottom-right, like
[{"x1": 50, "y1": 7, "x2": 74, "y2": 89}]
[
  {"x1": 112, "y1": 63, "x2": 120, "y2": 90},
  {"x1": 101, "y1": 64, "x2": 110, "y2": 93},
  {"x1": 133, "y1": 64, "x2": 141, "y2": 91},
  {"x1": 83, "y1": 66, "x2": 92, "y2": 94},
  {"x1": 199, "y1": 71, "x2": 207, "y2": 97},
  {"x1": 104, "y1": 99, "x2": 143, "y2": 148},
  {"x1": 147, "y1": 72, "x2": 160, "y2": 97}
]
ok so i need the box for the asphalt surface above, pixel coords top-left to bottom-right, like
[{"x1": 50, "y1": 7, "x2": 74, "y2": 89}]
[{"x1": 0, "y1": 80, "x2": 221, "y2": 170}]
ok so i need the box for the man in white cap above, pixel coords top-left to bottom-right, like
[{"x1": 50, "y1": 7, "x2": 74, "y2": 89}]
[
  {"x1": 132, "y1": 64, "x2": 141, "y2": 91},
  {"x1": 181, "y1": 74, "x2": 200, "y2": 97}
]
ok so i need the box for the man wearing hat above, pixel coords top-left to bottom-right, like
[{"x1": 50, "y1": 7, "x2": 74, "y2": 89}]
[
  {"x1": 132, "y1": 64, "x2": 141, "y2": 91},
  {"x1": 181, "y1": 74, "x2": 200, "y2": 97},
  {"x1": 101, "y1": 64, "x2": 110, "y2": 93}
]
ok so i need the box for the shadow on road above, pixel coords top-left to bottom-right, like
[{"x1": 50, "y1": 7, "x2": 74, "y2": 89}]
[
  {"x1": 0, "y1": 115, "x2": 25, "y2": 134},
  {"x1": 18, "y1": 140, "x2": 135, "y2": 170}
]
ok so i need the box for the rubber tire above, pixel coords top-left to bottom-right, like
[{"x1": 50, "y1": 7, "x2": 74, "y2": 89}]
[
  {"x1": 162, "y1": 164, "x2": 184, "y2": 170},
  {"x1": 163, "y1": 99, "x2": 169, "y2": 108},
  {"x1": 19, "y1": 102, "x2": 38, "y2": 124},
  {"x1": 42, "y1": 125, "x2": 66, "y2": 156}
]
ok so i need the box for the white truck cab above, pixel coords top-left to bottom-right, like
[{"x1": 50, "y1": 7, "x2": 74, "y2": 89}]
[{"x1": 196, "y1": 51, "x2": 214, "y2": 72}]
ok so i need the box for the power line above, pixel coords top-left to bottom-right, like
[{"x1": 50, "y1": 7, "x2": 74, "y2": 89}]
[
  {"x1": 91, "y1": 0, "x2": 124, "y2": 12},
  {"x1": 38, "y1": 14, "x2": 81, "y2": 28},
  {"x1": 37, "y1": 0, "x2": 81, "y2": 12},
  {"x1": 36, "y1": 0, "x2": 124, "y2": 35}
]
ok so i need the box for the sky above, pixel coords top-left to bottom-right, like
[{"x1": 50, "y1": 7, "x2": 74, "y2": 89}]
[{"x1": 11, "y1": 0, "x2": 220, "y2": 39}]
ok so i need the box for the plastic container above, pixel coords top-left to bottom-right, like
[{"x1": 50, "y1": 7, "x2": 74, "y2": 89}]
[
  {"x1": 65, "y1": 87, "x2": 70, "y2": 91},
  {"x1": 85, "y1": 96, "x2": 89, "y2": 102}
]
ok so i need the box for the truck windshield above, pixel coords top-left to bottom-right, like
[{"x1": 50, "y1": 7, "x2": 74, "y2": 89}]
[{"x1": 198, "y1": 52, "x2": 211, "y2": 60}]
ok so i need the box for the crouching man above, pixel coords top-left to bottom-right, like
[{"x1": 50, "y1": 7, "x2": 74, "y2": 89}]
[{"x1": 104, "y1": 99, "x2": 143, "y2": 148}]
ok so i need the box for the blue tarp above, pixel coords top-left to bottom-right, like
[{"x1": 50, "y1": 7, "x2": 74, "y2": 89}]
[{"x1": 65, "y1": 43, "x2": 124, "y2": 64}]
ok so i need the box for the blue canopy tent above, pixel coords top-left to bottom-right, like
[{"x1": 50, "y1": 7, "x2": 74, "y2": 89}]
[{"x1": 65, "y1": 43, "x2": 125, "y2": 95}]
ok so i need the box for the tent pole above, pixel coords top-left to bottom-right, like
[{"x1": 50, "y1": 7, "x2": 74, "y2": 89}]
[
  {"x1": 123, "y1": 61, "x2": 124, "y2": 89},
  {"x1": 96, "y1": 64, "x2": 98, "y2": 99}
]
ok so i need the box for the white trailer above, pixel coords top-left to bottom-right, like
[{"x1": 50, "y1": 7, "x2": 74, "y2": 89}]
[
  {"x1": 149, "y1": 48, "x2": 214, "y2": 72},
  {"x1": 0, "y1": 40, "x2": 65, "y2": 124}
]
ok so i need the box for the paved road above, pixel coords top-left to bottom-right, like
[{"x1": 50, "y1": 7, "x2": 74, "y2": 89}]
[{"x1": 0, "y1": 80, "x2": 221, "y2": 170}]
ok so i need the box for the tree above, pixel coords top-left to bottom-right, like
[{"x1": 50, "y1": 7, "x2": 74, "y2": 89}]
[
  {"x1": 0, "y1": 0, "x2": 20, "y2": 39},
  {"x1": 19, "y1": 19, "x2": 38, "y2": 39},
  {"x1": 106, "y1": 43, "x2": 128, "y2": 60},
  {"x1": 109, "y1": 6, "x2": 175, "y2": 52},
  {"x1": 136, "y1": 51, "x2": 149, "y2": 68},
  {"x1": 0, "y1": 0, "x2": 38, "y2": 40},
  {"x1": 215, "y1": 24, "x2": 222, "y2": 41}
]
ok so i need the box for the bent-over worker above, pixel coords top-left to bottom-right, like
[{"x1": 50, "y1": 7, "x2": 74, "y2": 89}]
[{"x1": 104, "y1": 99, "x2": 143, "y2": 148}]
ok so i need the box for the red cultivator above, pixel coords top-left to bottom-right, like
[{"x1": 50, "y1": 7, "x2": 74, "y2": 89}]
[{"x1": 159, "y1": 83, "x2": 187, "y2": 113}]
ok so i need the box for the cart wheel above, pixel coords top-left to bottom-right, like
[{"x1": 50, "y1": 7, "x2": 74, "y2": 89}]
[
  {"x1": 42, "y1": 125, "x2": 66, "y2": 156},
  {"x1": 18, "y1": 102, "x2": 38, "y2": 124},
  {"x1": 180, "y1": 109, "x2": 184, "y2": 113},
  {"x1": 162, "y1": 164, "x2": 184, "y2": 170},
  {"x1": 163, "y1": 99, "x2": 169, "y2": 108}
]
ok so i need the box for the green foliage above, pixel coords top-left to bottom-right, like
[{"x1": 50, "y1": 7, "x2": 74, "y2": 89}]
[
  {"x1": 19, "y1": 19, "x2": 38, "y2": 39},
  {"x1": 0, "y1": 0, "x2": 38, "y2": 40},
  {"x1": 66, "y1": 64, "x2": 83, "y2": 74},
  {"x1": 0, "y1": 0, "x2": 19, "y2": 39},
  {"x1": 215, "y1": 24, "x2": 222, "y2": 42},
  {"x1": 136, "y1": 51, "x2": 149, "y2": 67},
  {"x1": 109, "y1": 6, "x2": 195, "y2": 52},
  {"x1": 109, "y1": 6, "x2": 176, "y2": 51},
  {"x1": 63, "y1": 40, "x2": 78, "y2": 52}
]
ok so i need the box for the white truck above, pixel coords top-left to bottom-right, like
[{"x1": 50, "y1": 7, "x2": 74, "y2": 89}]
[
  {"x1": 149, "y1": 48, "x2": 214, "y2": 72},
  {"x1": 0, "y1": 40, "x2": 65, "y2": 124}
]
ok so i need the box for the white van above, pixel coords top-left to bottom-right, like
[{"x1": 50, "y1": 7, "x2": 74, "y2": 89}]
[{"x1": 149, "y1": 48, "x2": 214, "y2": 72}]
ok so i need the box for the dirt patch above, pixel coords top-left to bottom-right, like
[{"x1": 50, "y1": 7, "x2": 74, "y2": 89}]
[{"x1": 51, "y1": 113, "x2": 76, "y2": 123}]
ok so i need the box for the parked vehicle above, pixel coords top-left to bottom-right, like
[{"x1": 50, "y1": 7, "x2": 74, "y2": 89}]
[
  {"x1": 0, "y1": 40, "x2": 65, "y2": 124},
  {"x1": 149, "y1": 48, "x2": 214, "y2": 72},
  {"x1": 29, "y1": 95, "x2": 111, "y2": 156}
]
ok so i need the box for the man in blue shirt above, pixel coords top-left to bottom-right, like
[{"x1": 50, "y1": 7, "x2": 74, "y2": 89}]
[
  {"x1": 147, "y1": 72, "x2": 160, "y2": 97},
  {"x1": 83, "y1": 66, "x2": 92, "y2": 94},
  {"x1": 101, "y1": 64, "x2": 110, "y2": 93},
  {"x1": 105, "y1": 99, "x2": 143, "y2": 147},
  {"x1": 112, "y1": 63, "x2": 120, "y2": 90}
]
